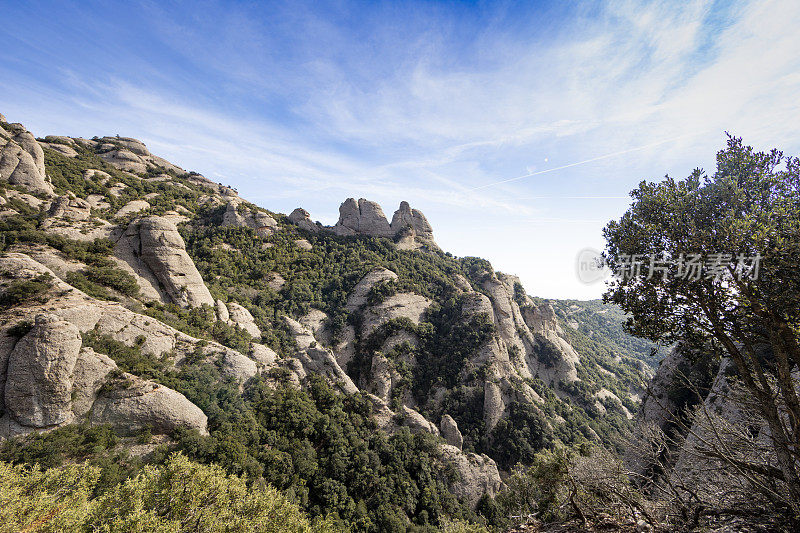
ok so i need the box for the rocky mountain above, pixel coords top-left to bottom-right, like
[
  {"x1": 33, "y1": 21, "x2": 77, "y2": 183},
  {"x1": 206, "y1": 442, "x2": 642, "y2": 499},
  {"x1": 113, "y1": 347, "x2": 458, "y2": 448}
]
[{"x1": 0, "y1": 113, "x2": 656, "y2": 529}]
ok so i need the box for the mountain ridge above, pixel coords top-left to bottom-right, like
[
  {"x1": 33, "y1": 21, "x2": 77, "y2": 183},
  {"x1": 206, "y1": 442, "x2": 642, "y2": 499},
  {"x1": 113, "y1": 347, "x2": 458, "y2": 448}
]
[{"x1": 0, "y1": 113, "x2": 660, "y2": 529}]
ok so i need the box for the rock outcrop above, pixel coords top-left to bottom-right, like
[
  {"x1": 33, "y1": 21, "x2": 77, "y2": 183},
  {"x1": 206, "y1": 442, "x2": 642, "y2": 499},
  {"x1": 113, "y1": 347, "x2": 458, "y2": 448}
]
[
  {"x1": 96, "y1": 137, "x2": 183, "y2": 174},
  {"x1": 122, "y1": 216, "x2": 215, "y2": 307},
  {"x1": 0, "y1": 121, "x2": 53, "y2": 195},
  {"x1": 330, "y1": 198, "x2": 437, "y2": 248},
  {"x1": 334, "y1": 198, "x2": 394, "y2": 237},
  {"x1": 225, "y1": 302, "x2": 261, "y2": 338},
  {"x1": 4, "y1": 315, "x2": 82, "y2": 427},
  {"x1": 116, "y1": 200, "x2": 150, "y2": 218},
  {"x1": 46, "y1": 194, "x2": 92, "y2": 221},
  {"x1": 89, "y1": 374, "x2": 208, "y2": 436},
  {"x1": 360, "y1": 292, "x2": 432, "y2": 338},
  {"x1": 221, "y1": 203, "x2": 278, "y2": 237},
  {"x1": 288, "y1": 208, "x2": 319, "y2": 233},
  {"x1": 283, "y1": 317, "x2": 358, "y2": 394},
  {"x1": 0, "y1": 313, "x2": 208, "y2": 438},
  {"x1": 0, "y1": 111, "x2": 656, "y2": 516},
  {"x1": 345, "y1": 268, "x2": 399, "y2": 311},
  {"x1": 0, "y1": 253, "x2": 256, "y2": 383},
  {"x1": 440, "y1": 445, "x2": 503, "y2": 508},
  {"x1": 440, "y1": 414, "x2": 464, "y2": 450},
  {"x1": 390, "y1": 201, "x2": 436, "y2": 249},
  {"x1": 400, "y1": 405, "x2": 440, "y2": 435}
]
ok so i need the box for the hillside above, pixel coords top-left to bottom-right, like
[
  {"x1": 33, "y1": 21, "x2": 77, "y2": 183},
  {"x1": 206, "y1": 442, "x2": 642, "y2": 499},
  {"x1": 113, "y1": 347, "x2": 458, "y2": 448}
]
[{"x1": 0, "y1": 113, "x2": 655, "y2": 531}]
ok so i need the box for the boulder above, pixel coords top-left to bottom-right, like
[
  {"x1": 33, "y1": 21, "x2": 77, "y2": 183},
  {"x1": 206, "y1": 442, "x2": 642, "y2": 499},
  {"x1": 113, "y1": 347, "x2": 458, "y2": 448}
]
[
  {"x1": 226, "y1": 302, "x2": 261, "y2": 338},
  {"x1": 219, "y1": 349, "x2": 258, "y2": 383},
  {"x1": 0, "y1": 122, "x2": 53, "y2": 196},
  {"x1": 4, "y1": 315, "x2": 82, "y2": 427},
  {"x1": 288, "y1": 208, "x2": 319, "y2": 232},
  {"x1": 250, "y1": 343, "x2": 277, "y2": 367},
  {"x1": 90, "y1": 374, "x2": 208, "y2": 436},
  {"x1": 215, "y1": 299, "x2": 230, "y2": 322},
  {"x1": 400, "y1": 406, "x2": 440, "y2": 436},
  {"x1": 440, "y1": 414, "x2": 464, "y2": 450}
]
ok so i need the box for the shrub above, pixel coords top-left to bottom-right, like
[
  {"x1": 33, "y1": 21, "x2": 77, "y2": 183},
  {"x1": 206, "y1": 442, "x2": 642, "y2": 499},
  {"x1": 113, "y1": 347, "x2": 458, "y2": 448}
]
[
  {"x1": 0, "y1": 453, "x2": 321, "y2": 532},
  {"x1": 84, "y1": 265, "x2": 140, "y2": 296},
  {"x1": 0, "y1": 273, "x2": 52, "y2": 307}
]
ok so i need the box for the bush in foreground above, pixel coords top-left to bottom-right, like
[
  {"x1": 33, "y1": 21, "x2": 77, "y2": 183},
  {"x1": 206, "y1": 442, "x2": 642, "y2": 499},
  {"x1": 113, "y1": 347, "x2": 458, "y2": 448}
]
[{"x1": 0, "y1": 452, "x2": 334, "y2": 532}]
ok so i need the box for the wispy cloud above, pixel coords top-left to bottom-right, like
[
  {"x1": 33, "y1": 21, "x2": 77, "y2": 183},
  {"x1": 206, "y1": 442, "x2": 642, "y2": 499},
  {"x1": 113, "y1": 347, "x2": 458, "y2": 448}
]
[{"x1": 1, "y1": 0, "x2": 798, "y2": 298}]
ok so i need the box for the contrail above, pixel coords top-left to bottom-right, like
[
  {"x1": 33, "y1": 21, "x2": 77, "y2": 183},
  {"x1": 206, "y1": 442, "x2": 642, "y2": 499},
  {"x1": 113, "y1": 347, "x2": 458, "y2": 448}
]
[
  {"x1": 466, "y1": 131, "x2": 704, "y2": 192},
  {"x1": 514, "y1": 196, "x2": 629, "y2": 200}
]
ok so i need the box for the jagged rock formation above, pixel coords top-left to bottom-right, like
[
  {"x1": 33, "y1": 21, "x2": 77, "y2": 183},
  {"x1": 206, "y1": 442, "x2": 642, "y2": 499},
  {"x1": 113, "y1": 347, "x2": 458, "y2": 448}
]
[
  {"x1": 329, "y1": 197, "x2": 438, "y2": 248},
  {"x1": 221, "y1": 203, "x2": 278, "y2": 237},
  {"x1": 328, "y1": 266, "x2": 591, "y2": 434},
  {"x1": 391, "y1": 201, "x2": 435, "y2": 249},
  {"x1": 0, "y1": 121, "x2": 53, "y2": 195},
  {"x1": 333, "y1": 198, "x2": 393, "y2": 237},
  {"x1": 118, "y1": 216, "x2": 214, "y2": 307}
]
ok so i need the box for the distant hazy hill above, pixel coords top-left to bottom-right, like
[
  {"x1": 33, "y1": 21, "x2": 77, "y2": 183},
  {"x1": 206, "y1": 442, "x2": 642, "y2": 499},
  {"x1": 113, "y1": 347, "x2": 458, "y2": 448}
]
[{"x1": 549, "y1": 299, "x2": 667, "y2": 369}]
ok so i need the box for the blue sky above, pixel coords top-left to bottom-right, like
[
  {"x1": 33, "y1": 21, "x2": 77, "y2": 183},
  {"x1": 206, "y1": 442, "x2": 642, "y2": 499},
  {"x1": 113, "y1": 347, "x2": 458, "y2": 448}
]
[{"x1": 2, "y1": 0, "x2": 799, "y2": 298}]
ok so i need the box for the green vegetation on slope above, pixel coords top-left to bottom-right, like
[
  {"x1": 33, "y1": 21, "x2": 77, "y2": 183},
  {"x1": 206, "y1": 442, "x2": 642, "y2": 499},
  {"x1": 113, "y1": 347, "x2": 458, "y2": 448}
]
[{"x1": 0, "y1": 452, "x2": 331, "y2": 532}]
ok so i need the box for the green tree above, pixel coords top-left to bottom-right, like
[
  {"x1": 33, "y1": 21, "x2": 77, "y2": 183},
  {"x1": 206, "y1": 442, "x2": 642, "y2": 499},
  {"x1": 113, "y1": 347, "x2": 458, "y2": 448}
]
[
  {"x1": 603, "y1": 136, "x2": 800, "y2": 514},
  {"x1": 0, "y1": 453, "x2": 325, "y2": 532}
]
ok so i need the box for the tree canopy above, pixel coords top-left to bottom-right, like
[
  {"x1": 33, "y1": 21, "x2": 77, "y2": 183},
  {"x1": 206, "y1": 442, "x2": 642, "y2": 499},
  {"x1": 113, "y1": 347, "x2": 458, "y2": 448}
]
[{"x1": 603, "y1": 135, "x2": 800, "y2": 514}]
